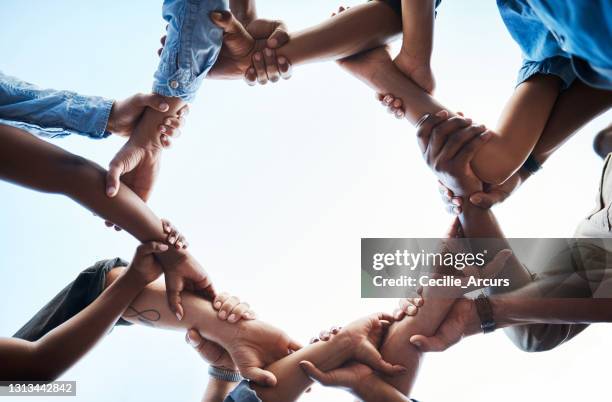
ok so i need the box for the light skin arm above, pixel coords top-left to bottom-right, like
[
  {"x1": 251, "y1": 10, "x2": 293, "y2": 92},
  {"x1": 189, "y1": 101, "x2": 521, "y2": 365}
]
[{"x1": 0, "y1": 242, "x2": 167, "y2": 381}]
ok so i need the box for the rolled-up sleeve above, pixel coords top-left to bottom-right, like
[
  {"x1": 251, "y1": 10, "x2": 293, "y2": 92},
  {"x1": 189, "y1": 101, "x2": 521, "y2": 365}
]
[
  {"x1": 224, "y1": 381, "x2": 261, "y2": 402},
  {"x1": 0, "y1": 71, "x2": 113, "y2": 139},
  {"x1": 153, "y1": 0, "x2": 228, "y2": 102},
  {"x1": 517, "y1": 56, "x2": 576, "y2": 89}
]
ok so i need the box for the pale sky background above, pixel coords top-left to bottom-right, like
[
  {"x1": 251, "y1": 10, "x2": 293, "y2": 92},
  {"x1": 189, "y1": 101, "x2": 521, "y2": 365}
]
[{"x1": 1, "y1": 0, "x2": 611, "y2": 401}]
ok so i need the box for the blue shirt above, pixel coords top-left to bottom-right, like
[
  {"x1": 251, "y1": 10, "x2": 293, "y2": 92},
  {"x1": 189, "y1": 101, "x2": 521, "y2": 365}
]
[
  {"x1": 497, "y1": 0, "x2": 612, "y2": 89},
  {"x1": 0, "y1": 71, "x2": 113, "y2": 139},
  {"x1": 153, "y1": 0, "x2": 228, "y2": 102}
]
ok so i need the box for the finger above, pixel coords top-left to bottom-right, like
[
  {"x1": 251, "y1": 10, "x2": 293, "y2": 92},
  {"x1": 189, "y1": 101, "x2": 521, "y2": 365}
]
[
  {"x1": 106, "y1": 161, "x2": 124, "y2": 197},
  {"x1": 242, "y1": 367, "x2": 277, "y2": 387},
  {"x1": 278, "y1": 56, "x2": 292, "y2": 80},
  {"x1": 299, "y1": 361, "x2": 335, "y2": 386},
  {"x1": 162, "y1": 116, "x2": 184, "y2": 131},
  {"x1": 399, "y1": 299, "x2": 419, "y2": 316},
  {"x1": 175, "y1": 234, "x2": 187, "y2": 249},
  {"x1": 319, "y1": 329, "x2": 331, "y2": 341},
  {"x1": 374, "y1": 311, "x2": 396, "y2": 323},
  {"x1": 213, "y1": 292, "x2": 230, "y2": 310},
  {"x1": 455, "y1": 131, "x2": 493, "y2": 166},
  {"x1": 469, "y1": 191, "x2": 505, "y2": 209},
  {"x1": 136, "y1": 241, "x2": 169, "y2": 257},
  {"x1": 267, "y1": 27, "x2": 289, "y2": 49},
  {"x1": 244, "y1": 67, "x2": 258, "y2": 86},
  {"x1": 167, "y1": 228, "x2": 179, "y2": 246},
  {"x1": 186, "y1": 328, "x2": 204, "y2": 348},
  {"x1": 288, "y1": 339, "x2": 303, "y2": 352},
  {"x1": 393, "y1": 308, "x2": 405, "y2": 321},
  {"x1": 210, "y1": 10, "x2": 246, "y2": 35},
  {"x1": 428, "y1": 116, "x2": 473, "y2": 159},
  {"x1": 437, "y1": 124, "x2": 487, "y2": 162},
  {"x1": 177, "y1": 104, "x2": 190, "y2": 117},
  {"x1": 416, "y1": 110, "x2": 450, "y2": 154},
  {"x1": 263, "y1": 48, "x2": 281, "y2": 83},
  {"x1": 105, "y1": 220, "x2": 114, "y2": 228},
  {"x1": 252, "y1": 52, "x2": 268, "y2": 85},
  {"x1": 481, "y1": 249, "x2": 513, "y2": 279},
  {"x1": 161, "y1": 219, "x2": 173, "y2": 234},
  {"x1": 218, "y1": 296, "x2": 240, "y2": 321},
  {"x1": 136, "y1": 93, "x2": 170, "y2": 113},
  {"x1": 410, "y1": 334, "x2": 450, "y2": 352},
  {"x1": 330, "y1": 326, "x2": 341, "y2": 335},
  {"x1": 227, "y1": 302, "x2": 250, "y2": 323},
  {"x1": 165, "y1": 274, "x2": 185, "y2": 320}
]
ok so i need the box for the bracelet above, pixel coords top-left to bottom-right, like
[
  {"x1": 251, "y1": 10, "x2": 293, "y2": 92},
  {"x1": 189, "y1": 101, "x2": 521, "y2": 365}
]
[
  {"x1": 415, "y1": 113, "x2": 431, "y2": 128},
  {"x1": 208, "y1": 366, "x2": 242, "y2": 383},
  {"x1": 522, "y1": 154, "x2": 542, "y2": 175},
  {"x1": 474, "y1": 294, "x2": 496, "y2": 334}
]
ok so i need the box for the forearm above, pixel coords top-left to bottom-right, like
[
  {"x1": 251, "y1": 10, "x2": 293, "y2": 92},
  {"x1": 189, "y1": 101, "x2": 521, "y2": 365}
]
[
  {"x1": 131, "y1": 96, "x2": 185, "y2": 149},
  {"x1": 279, "y1": 2, "x2": 401, "y2": 66},
  {"x1": 0, "y1": 271, "x2": 145, "y2": 380},
  {"x1": 493, "y1": 296, "x2": 612, "y2": 327},
  {"x1": 531, "y1": 81, "x2": 612, "y2": 164},
  {"x1": 250, "y1": 335, "x2": 353, "y2": 402},
  {"x1": 202, "y1": 379, "x2": 236, "y2": 402},
  {"x1": 400, "y1": 0, "x2": 435, "y2": 61}
]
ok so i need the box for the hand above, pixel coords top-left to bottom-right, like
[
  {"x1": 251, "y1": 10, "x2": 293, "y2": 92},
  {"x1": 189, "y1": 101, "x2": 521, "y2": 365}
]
[
  {"x1": 439, "y1": 171, "x2": 526, "y2": 215},
  {"x1": 338, "y1": 313, "x2": 407, "y2": 376},
  {"x1": 158, "y1": 251, "x2": 216, "y2": 320},
  {"x1": 225, "y1": 320, "x2": 302, "y2": 386},
  {"x1": 242, "y1": 19, "x2": 292, "y2": 85},
  {"x1": 186, "y1": 328, "x2": 237, "y2": 371},
  {"x1": 105, "y1": 105, "x2": 188, "y2": 201},
  {"x1": 377, "y1": 93, "x2": 408, "y2": 120},
  {"x1": 409, "y1": 298, "x2": 480, "y2": 352},
  {"x1": 162, "y1": 219, "x2": 189, "y2": 249},
  {"x1": 125, "y1": 241, "x2": 168, "y2": 285},
  {"x1": 212, "y1": 292, "x2": 256, "y2": 323},
  {"x1": 418, "y1": 110, "x2": 492, "y2": 196},
  {"x1": 108, "y1": 93, "x2": 188, "y2": 146},
  {"x1": 394, "y1": 51, "x2": 435, "y2": 94}
]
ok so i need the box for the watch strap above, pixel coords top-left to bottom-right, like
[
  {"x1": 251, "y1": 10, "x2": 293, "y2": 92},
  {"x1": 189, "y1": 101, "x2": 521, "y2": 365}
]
[
  {"x1": 208, "y1": 366, "x2": 242, "y2": 383},
  {"x1": 474, "y1": 294, "x2": 496, "y2": 334}
]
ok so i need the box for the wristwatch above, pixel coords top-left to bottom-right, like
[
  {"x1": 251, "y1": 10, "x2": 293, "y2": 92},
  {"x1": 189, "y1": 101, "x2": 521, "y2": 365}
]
[
  {"x1": 474, "y1": 294, "x2": 496, "y2": 334},
  {"x1": 208, "y1": 366, "x2": 242, "y2": 383}
]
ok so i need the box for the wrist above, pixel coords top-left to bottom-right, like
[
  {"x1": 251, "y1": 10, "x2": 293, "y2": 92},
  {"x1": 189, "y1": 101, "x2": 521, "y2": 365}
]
[
  {"x1": 489, "y1": 296, "x2": 515, "y2": 328},
  {"x1": 117, "y1": 268, "x2": 149, "y2": 291}
]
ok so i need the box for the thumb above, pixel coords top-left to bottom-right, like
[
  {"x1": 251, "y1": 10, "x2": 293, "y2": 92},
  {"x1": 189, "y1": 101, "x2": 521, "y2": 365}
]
[
  {"x1": 106, "y1": 159, "x2": 125, "y2": 197},
  {"x1": 359, "y1": 343, "x2": 407, "y2": 376},
  {"x1": 136, "y1": 241, "x2": 169, "y2": 258},
  {"x1": 186, "y1": 328, "x2": 204, "y2": 348},
  {"x1": 136, "y1": 93, "x2": 170, "y2": 113},
  {"x1": 469, "y1": 191, "x2": 505, "y2": 209},
  {"x1": 299, "y1": 361, "x2": 333, "y2": 386},
  {"x1": 410, "y1": 334, "x2": 449, "y2": 352},
  {"x1": 241, "y1": 367, "x2": 277, "y2": 387},
  {"x1": 210, "y1": 10, "x2": 245, "y2": 35}
]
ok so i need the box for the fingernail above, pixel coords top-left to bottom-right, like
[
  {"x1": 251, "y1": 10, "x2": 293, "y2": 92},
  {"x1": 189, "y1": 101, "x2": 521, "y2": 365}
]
[
  {"x1": 214, "y1": 301, "x2": 222, "y2": 308},
  {"x1": 452, "y1": 198, "x2": 461, "y2": 206},
  {"x1": 168, "y1": 236, "x2": 175, "y2": 243},
  {"x1": 160, "y1": 103, "x2": 169, "y2": 111},
  {"x1": 472, "y1": 195, "x2": 482, "y2": 204},
  {"x1": 435, "y1": 110, "x2": 447, "y2": 117},
  {"x1": 412, "y1": 340, "x2": 421, "y2": 348},
  {"x1": 264, "y1": 48, "x2": 273, "y2": 57},
  {"x1": 481, "y1": 132, "x2": 493, "y2": 140},
  {"x1": 187, "y1": 336, "x2": 199, "y2": 347},
  {"x1": 278, "y1": 56, "x2": 286, "y2": 64},
  {"x1": 228, "y1": 314, "x2": 237, "y2": 322},
  {"x1": 407, "y1": 305, "x2": 416, "y2": 314},
  {"x1": 211, "y1": 11, "x2": 223, "y2": 21},
  {"x1": 219, "y1": 311, "x2": 227, "y2": 320},
  {"x1": 268, "y1": 38, "x2": 278, "y2": 47},
  {"x1": 165, "y1": 118, "x2": 171, "y2": 125},
  {"x1": 176, "y1": 312, "x2": 183, "y2": 321},
  {"x1": 158, "y1": 244, "x2": 169, "y2": 251},
  {"x1": 254, "y1": 52, "x2": 262, "y2": 61},
  {"x1": 160, "y1": 125, "x2": 166, "y2": 133},
  {"x1": 106, "y1": 186, "x2": 116, "y2": 196}
]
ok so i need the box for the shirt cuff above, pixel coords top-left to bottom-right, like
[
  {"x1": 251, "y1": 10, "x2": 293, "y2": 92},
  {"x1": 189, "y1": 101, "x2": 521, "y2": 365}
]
[
  {"x1": 67, "y1": 93, "x2": 114, "y2": 139},
  {"x1": 517, "y1": 56, "x2": 576, "y2": 90}
]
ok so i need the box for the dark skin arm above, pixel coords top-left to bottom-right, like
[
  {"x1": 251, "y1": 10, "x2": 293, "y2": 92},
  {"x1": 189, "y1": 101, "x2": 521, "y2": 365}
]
[
  {"x1": 0, "y1": 124, "x2": 215, "y2": 317},
  {"x1": 0, "y1": 242, "x2": 167, "y2": 380}
]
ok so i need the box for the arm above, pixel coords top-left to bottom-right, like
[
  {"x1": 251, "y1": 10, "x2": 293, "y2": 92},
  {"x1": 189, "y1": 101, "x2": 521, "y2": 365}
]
[
  {"x1": 0, "y1": 243, "x2": 166, "y2": 380},
  {"x1": 230, "y1": 0, "x2": 257, "y2": 25},
  {"x1": 0, "y1": 124, "x2": 214, "y2": 315}
]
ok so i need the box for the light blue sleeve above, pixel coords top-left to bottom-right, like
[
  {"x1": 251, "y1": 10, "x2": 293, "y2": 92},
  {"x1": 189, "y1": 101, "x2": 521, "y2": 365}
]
[
  {"x1": 153, "y1": 0, "x2": 229, "y2": 102},
  {"x1": 0, "y1": 71, "x2": 113, "y2": 139},
  {"x1": 224, "y1": 380, "x2": 261, "y2": 402}
]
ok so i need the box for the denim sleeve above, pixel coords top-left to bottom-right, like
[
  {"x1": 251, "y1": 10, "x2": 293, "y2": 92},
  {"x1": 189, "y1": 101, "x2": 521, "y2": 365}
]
[
  {"x1": 517, "y1": 56, "x2": 576, "y2": 90},
  {"x1": 0, "y1": 71, "x2": 113, "y2": 139},
  {"x1": 224, "y1": 381, "x2": 261, "y2": 402},
  {"x1": 153, "y1": 0, "x2": 228, "y2": 102}
]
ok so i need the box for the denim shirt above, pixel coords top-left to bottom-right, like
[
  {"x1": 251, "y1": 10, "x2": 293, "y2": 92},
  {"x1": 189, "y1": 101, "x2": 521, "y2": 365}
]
[
  {"x1": 153, "y1": 0, "x2": 228, "y2": 102},
  {"x1": 0, "y1": 71, "x2": 113, "y2": 139},
  {"x1": 497, "y1": 0, "x2": 612, "y2": 90}
]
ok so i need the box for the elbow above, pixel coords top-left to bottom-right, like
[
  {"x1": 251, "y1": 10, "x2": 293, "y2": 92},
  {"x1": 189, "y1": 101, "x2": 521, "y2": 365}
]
[
  {"x1": 503, "y1": 325, "x2": 569, "y2": 353},
  {"x1": 472, "y1": 161, "x2": 517, "y2": 186}
]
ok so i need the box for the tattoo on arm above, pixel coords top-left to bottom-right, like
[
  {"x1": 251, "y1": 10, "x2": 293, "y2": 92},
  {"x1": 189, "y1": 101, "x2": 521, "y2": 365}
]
[{"x1": 124, "y1": 306, "x2": 161, "y2": 327}]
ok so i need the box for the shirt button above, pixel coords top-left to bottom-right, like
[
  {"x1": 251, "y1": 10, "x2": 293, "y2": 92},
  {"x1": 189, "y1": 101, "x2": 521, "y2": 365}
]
[{"x1": 170, "y1": 80, "x2": 179, "y2": 89}]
